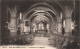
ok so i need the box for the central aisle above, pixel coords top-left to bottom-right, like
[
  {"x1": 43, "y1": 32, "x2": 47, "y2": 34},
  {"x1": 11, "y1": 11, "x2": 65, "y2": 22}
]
[
  {"x1": 31, "y1": 36, "x2": 57, "y2": 49},
  {"x1": 33, "y1": 37, "x2": 49, "y2": 45}
]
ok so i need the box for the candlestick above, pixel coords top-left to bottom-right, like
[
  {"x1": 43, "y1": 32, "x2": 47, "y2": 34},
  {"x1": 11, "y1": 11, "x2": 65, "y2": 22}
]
[{"x1": 20, "y1": 12, "x2": 22, "y2": 19}]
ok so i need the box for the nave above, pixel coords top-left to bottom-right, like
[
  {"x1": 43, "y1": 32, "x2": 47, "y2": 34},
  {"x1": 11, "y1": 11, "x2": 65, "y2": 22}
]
[{"x1": 1, "y1": 0, "x2": 80, "y2": 49}]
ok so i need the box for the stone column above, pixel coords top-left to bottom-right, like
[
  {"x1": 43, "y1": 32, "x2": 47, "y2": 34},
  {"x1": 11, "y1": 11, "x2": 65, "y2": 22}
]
[
  {"x1": 19, "y1": 13, "x2": 25, "y2": 35},
  {"x1": 64, "y1": 6, "x2": 73, "y2": 36},
  {"x1": 9, "y1": 17, "x2": 17, "y2": 37},
  {"x1": 57, "y1": 22, "x2": 62, "y2": 35},
  {"x1": 8, "y1": 7, "x2": 17, "y2": 37},
  {"x1": 65, "y1": 18, "x2": 72, "y2": 36},
  {"x1": 57, "y1": 13, "x2": 62, "y2": 35}
]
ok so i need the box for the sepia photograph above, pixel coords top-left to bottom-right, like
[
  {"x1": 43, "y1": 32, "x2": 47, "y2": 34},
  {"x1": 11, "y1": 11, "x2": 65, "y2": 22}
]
[{"x1": 0, "y1": 0, "x2": 80, "y2": 49}]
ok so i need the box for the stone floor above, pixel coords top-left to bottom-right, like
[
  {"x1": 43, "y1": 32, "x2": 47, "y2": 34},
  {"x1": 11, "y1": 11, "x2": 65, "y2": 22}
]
[
  {"x1": 1, "y1": 33, "x2": 80, "y2": 49},
  {"x1": 31, "y1": 36, "x2": 58, "y2": 49},
  {"x1": 33, "y1": 37, "x2": 49, "y2": 45}
]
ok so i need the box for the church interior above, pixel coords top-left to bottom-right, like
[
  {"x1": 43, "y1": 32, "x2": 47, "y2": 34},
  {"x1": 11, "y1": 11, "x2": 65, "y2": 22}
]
[{"x1": 0, "y1": 0, "x2": 80, "y2": 49}]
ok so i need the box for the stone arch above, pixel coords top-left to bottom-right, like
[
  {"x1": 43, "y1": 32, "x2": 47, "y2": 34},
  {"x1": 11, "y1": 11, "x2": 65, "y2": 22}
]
[
  {"x1": 23, "y1": 2, "x2": 63, "y2": 35},
  {"x1": 23, "y1": 2, "x2": 60, "y2": 21}
]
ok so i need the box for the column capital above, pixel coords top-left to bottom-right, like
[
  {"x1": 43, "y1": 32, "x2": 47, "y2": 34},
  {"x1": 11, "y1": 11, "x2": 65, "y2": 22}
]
[{"x1": 64, "y1": 6, "x2": 73, "y2": 18}]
